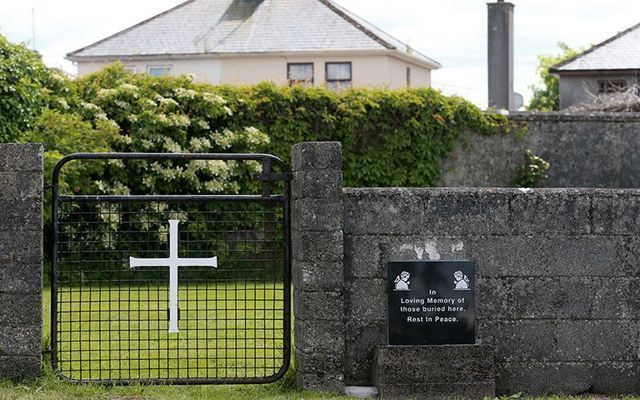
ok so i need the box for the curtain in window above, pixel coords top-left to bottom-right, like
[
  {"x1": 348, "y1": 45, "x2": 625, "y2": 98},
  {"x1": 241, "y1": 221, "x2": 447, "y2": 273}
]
[
  {"x1": 289, "y1": 64, "x2": 313, "y2": 81},
  {"x1": 326, "y1": 63, "x2": 352, "y2": 80}
]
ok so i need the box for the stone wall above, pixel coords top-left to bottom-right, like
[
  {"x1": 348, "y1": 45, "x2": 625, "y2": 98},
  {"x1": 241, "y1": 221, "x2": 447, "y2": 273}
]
[
  {"x1": 441, "y1": 112, "x2": 640, "y2": 188},
  {"x1": 0, "y1": 144, "x2": 44, "y2": 379},
  {"x1": 293, "y1": 142, "x2": 640, "y2": 395}
]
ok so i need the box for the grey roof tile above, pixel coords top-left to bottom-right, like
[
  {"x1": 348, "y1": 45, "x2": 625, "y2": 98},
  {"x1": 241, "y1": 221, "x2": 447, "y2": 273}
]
[
  {"x1": 68, "y1": 0, "x2": 440, "y2": 67},
  {"x1": 554, "y1": 22, "x2": 640, "y2": 72}
]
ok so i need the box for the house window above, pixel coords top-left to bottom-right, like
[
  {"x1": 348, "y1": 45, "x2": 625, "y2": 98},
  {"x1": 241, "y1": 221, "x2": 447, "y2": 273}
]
[
  {"x1": 406, "y1": 67, "x2": 411, "y2": 88},
  {"x1": 598, "y1": 79, "x2": 628, "y2": 94},
  {"x1": 326, "y1": 62, "x2": 352, "y2": 90},
  {"x1": 288, "y1": 63, "x2": 314, "y2": 86},
  {"x1": 147, "y1": 65, "x2": 172, "y2": 77}
]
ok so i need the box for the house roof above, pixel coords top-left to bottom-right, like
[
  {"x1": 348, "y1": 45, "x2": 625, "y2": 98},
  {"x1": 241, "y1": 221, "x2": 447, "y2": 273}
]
[
  {"x1": 67, "y1": 0, "x2": 441, "y2": 69},
  {"x1": 552, "y1": 22, "x2": 640, "y2": 73}
]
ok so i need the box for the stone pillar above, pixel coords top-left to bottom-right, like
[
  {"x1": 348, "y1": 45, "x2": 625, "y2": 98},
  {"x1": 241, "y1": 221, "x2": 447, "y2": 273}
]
[
  {"x1": 0, "y1": 144, "x2": 44, "y2": 379},
  {"x1": 291, "y1": 142, "x2": 345, "y2": 392},
  {"x1": 488, "y1": 0, "x2": 515, "y2": 110}
]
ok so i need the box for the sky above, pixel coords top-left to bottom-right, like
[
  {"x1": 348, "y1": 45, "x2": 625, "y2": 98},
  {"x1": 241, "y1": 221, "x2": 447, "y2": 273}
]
[{"x1": 1, "y1": 0, "x2": 639, "y2": 108}]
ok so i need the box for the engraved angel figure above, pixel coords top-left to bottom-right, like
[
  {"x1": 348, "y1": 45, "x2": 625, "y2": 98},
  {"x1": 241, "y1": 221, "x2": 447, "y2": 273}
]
[
  {"x1": 394, "y1": 271, "x2": 411, "y2": 291},
  {"x1": 454, "y1": 270, "x2": 470, "y2": 291}
]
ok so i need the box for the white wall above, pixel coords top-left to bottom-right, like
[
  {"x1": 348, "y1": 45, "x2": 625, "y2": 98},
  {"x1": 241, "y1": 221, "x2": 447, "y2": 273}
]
[{"x1": 75, "y1": 53, "x2": 434, "y2": 89}]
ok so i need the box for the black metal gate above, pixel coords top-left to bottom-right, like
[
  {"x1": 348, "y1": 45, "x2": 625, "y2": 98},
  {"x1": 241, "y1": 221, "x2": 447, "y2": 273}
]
[{"x1": 51, "y1": 153, "x2": 291, "y2": 385}]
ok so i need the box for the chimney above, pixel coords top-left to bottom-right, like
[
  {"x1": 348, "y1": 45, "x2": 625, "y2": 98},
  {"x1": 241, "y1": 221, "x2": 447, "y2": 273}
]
[{"x1": 487, "y1": 0, "x2": 514, "y2": 110}]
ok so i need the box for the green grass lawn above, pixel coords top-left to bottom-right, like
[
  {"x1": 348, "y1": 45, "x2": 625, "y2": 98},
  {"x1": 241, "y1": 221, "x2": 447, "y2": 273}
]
[{"x1": 0, "y1": 286, "x2": 353, "y2": 399}]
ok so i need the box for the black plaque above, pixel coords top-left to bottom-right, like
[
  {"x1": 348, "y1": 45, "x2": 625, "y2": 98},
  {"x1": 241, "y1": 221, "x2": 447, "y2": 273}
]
[{"x1": 388, "y1": 261, "x2": 475, "y2": 345}]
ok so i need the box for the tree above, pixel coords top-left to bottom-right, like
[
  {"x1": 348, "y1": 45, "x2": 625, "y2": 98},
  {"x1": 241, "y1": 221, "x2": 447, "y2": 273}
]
[{"x1": 528, "y1": 43, "x2": 580, "y2": 111}]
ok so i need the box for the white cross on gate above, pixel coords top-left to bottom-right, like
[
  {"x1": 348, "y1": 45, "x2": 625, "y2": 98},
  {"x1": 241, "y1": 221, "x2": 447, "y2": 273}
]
[{"x1": 129, "y1": 220, "x2": 218, "y2": 334}]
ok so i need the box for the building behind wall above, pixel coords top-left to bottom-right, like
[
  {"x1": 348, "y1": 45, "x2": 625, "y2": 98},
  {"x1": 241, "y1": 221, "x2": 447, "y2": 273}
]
[
  {"x1": 67, "y1": 0, "x2": 440, "y2": 89},
  {"x1": 552, "y1": 22, "x2": 640, "y2": 109}
]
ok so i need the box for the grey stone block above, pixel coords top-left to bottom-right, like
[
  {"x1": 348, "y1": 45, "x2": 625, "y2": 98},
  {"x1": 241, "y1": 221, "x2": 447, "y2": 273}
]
[
  {"x1": 592, "y1": 191, "x2": 640, "y2": 235},
  {"x1": 296, "y1": 371, "x2": 345, "y2": 393},
  {"x1": 0, "y1": 144, "x2": 43, "y2": 172},
  {"x1": 292, "y1": 230, "x2": 343, "y2": 262},
  {"x1": 344, "y1": 321, "x2": 385, "y2": 385},
  {"x1": 295, "y1": 319, "x2": 345, "y2": 354},
  {"x1": 375, "y1": 345, "x2": 495, "y2": 399},
  {"x1": 592, "y1": 362, "x2": 640, "y2": 394},
  {"x1": 344, "y1": 189, "x2": 424, "y2": 235},
  {"x1": 0, "y1": 326, "x2": 41, "y2": 356},
  {"x1": 296, "y1": 349, "x2": 344, "y2": 375},
  {"x1": 423, "y1": 189, "x2": 511, "y2": 236},
  {"x1": 0, "y1": 356, "x2": 41, "y2": 379},
  {"x1": 469, "y1": 236, "x2": 632, "y2": 278},
  {"x1": 0, "y1": 230, "x2": 42, "y2": 264},
  {"x1": 375, "y1": 345, "x2": 495, "y2": 384},
  {"x1": 346, "y1": 279, "x2": 386, "y2": 322},
  {"x1": 344, "y1": 235, "x2": 383, "y2": 279},
  {"x1": 377, "y1": 382, "x2": 496, "y2": 400},
  {"x1": 0, "y1": 200, "x2": 42, "y2": 232},
  {"x1": 0, "y1": 293, "x2": 41, "y2": 326},
  {"x1": 0, "y1": 171, "x2": 43, "y2": 200},
  {"x1": 0, "y1": 261, "x2": 42, "y2": 292},
  {"x1": 496, "y1": 362, "x2": 593, "y2": 395},
  {"x1": 293, "y1": 260, "x2": 344, "y2": 292},
  {"x1": 477, "y1": 320, "x2": 557, "y2": 362},
  {"x1": 292, "y1": 198, "x2": 342, "y2": 232},
  {"x1": 510, "y1": 190, "x2": 591, "y2": 235},
  {"x1": 291, "y1": 142, "x2": 342, "y2": 172},
  {"x1": 294, "y1": 289, "x2": 343, "y2": 321},
  {"x1": 291, "y1": 170, "x2": 343, "y2": 200},
  {"x1": 476, "y1": 277, "x2": 594, "y2": 320},
  {"x1": 556, "y1": 321, "x2": 639, "y2": 362}
]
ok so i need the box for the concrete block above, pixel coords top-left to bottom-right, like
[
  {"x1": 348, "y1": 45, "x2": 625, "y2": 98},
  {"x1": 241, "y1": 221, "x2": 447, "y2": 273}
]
[
  {"x1": 344, "y1": 235, "x2": 383, "y2": 279},
  {"x1": 423, "y1": 189, "x2": 510, "y2": 236},
  {"x1": 510, "y1": 190, "x2": 591, "y2": 235},
  {"x1": 556, "y1": 321, "x2": 639, "y2": 362},
  {"x1": 0, "y1": 261, "x2": 42, "y2": 292},
  {"x1": 0, "y1": 230, "x2": 42, "y2": 264},
  {"x1": 0, "y1": 171, "x2": 42, "y2": 200},
  {"x1": 477, "y1": 320, "x2": 557, "y2": 362},
  {"x1": 293, "y1": 260, "x2": 344, "y2": 292},
  {"x1": 0, "y1": 144, "x2": 43, "y2": 172},
  {"x1": 292, "y1": 230, "x2": 343, "y2": 263},
  {"x1": 295, "y1": 319, "x2": 345, "y2": 355},
  {"x1": 344, "y1": 189, "x2": 424, "y2": 235},
  {"x1": 592, "y1": 362, "x2": 640, "y2": 394},
  {"x1": 0, "y1": 356, "x2": 41, "y2": 379},
  {"x1": 291, "y1": 142, "x2": 342, "y2": 172},
  {"x1": 496, "y1": 362, "x2": 593, "y2": 395},
  {"x1": 592, "y1": 191, "x2": 640, "y2": 235},
  {"x1": 375, "y1": 345, "x2": 495, "y2": 399},
  {"x1": 0, "y1": 200, "x2": 42, "y2": 232},
  {"x1": 0, "y1": 326, "x2": 41, "y2": 356},
  {"x1": 292, "y1": 198, "x2": 342, "y2": 232},
  {"x1": 291, "y1": 170, "x2": 343, "y2": 200},
  {"x1": 0, "y1": 293, "x2": 41, "y2": 326},
  {"x1": 296, "y1": 371, "x2": 345, "y2": 393},
  {"x1": 296, "y1": 349, "x2": 344, "y2": 375},
  {"x1": 344, "y1": 321, "x2": 385, "y2": 386},
  {"x1": 294, "y1": 289, "x2": 343, "y2": 321},
  {"x1": 346, "y1": 279, "x2": 386, "y2": 322}
]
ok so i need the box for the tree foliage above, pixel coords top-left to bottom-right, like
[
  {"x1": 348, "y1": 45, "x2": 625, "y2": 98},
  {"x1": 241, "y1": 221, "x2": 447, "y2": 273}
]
[{"x1": 528, "y1": 43, "x2": 580, "y2": 111}]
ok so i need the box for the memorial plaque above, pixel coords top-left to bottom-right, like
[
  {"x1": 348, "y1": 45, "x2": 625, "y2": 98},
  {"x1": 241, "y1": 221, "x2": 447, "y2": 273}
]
[{"x1": 388, "y1": 261, "x2": 475, "y2": 345}]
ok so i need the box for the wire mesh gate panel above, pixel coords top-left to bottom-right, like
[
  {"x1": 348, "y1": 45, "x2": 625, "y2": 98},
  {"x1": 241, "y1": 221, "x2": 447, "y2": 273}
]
[{"x1": 51, "y1": 153, "x2": 291, "y2": 384}]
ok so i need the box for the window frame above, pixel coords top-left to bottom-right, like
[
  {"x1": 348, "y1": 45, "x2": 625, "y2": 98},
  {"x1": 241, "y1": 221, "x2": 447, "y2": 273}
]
[
  {"x1": 325, "y1": 62, "x2": 353, "y2": 88},
  {"x1": 287, "y1": 62, "x2": 315, "y2": 86},
  {"x1": 406, "y1": 67, "x2": 411, "y2": 88},
  {"x1": 146, "y1": 65, "x2": 173, "y2": 77}
]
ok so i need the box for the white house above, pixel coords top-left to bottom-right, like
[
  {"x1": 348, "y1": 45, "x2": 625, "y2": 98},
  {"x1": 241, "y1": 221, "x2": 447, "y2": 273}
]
[{"x1": 66, "y1": 0, "x2": 441, "y2": 89}]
